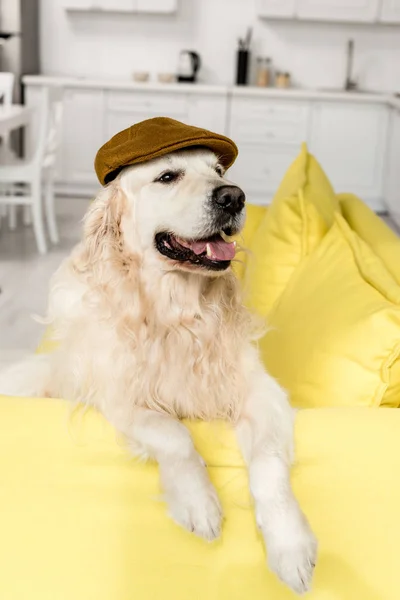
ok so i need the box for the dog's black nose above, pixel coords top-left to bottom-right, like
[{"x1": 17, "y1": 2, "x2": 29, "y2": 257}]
[{"x1": 212, "y1": 185, "x2": 245, "y2": 216}]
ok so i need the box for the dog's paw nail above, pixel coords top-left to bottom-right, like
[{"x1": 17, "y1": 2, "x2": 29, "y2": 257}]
[
  {"x1": 168, "y1": 483, "x2": 222, "y2": 542},
  {"x1": 267, "y1": 532, "x2": 317, "y2": 595}
]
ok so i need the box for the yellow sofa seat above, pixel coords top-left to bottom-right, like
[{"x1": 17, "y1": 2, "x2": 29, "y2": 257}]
[{"x1": 1, "y1": 395, "x2": 400, "y2": 600}]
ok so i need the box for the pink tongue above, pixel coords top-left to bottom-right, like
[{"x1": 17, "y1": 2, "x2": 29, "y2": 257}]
[
  {"x1": 207, "y1": 240, "x2": 236, "y2": 261},
  {"x1": 178, "y1": 238, "x2": 236, "y2": 261}
]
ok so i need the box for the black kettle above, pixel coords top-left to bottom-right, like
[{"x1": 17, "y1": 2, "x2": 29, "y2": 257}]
[{"x1": 177, "y1": 50, "x2": 201, "y2": 83}]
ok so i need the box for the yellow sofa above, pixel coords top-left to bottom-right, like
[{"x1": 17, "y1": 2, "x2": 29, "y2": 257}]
[{"x1": 1, "y1": 146, "x2": 400, "y2": 600}]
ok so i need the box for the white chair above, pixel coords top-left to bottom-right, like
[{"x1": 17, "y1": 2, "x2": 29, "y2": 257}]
[
  {"x1": 0, "y1": 72, "x2": 15, "y2": 226},
  {"x1": 0, "y1": 86, "x2": 64, "y2": 254}
]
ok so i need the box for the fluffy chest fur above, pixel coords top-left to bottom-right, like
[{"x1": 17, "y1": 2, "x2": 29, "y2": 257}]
[{"x1": 48, "y1": 248, "x2": 251, "y2": 423}]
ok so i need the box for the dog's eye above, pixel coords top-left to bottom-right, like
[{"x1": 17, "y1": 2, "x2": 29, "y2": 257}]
[
  {"x1": 215, "y1": 165, "x2": 224, "y2": 177},
  {"x1": 156, "y1": 171, "x2": 180, "y2": 184}
]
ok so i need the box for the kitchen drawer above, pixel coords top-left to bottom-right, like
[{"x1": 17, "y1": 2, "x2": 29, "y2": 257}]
[
  {"x1": 230, "y1": 118, "x2": 307, "y2": 144},
  {"x1": 106, "y1": 110, "x2": 200, "y2": 140},
  {"x1": 106, "y1": 90, "x2": 188, "y2": 115},
  {"x1": 230, "y1": 99, "x2": 309, "y2": 144},
  {"x1": 228, "y1": 145, "x2": 300, "y2": 196},
  {"x1": 231, "y1": 98, "x2": 309, "y2": 122},
  {"x1": 106, "y1": 112, "x2": 155, "y2": 139}
]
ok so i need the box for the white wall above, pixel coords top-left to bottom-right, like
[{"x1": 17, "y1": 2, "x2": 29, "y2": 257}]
[{"x1": 40, "y1": 0, "x2": 400, "y2": 92}]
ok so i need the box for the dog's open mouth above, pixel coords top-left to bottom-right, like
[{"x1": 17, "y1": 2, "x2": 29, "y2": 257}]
[{"x1": 155, "y1": 231, "x2": 236, "y2": 271}]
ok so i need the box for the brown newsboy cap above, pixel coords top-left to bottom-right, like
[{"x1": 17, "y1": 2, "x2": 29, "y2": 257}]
[{"x1": 94, "y1": 116, "x2": 238, "y2": 185}]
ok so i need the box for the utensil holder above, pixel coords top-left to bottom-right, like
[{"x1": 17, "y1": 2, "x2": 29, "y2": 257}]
[{"x1": 236, "y1": 49, "x2": 249, "y2": 85}]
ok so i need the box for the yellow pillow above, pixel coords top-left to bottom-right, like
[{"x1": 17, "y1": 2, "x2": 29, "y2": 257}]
[
  {"x1": 339, "y1": 193, "x2": 400, "y2": 407},
  {"x1": 232, "y1": 203, "x2": 266, "y2": 282},
  {"x1": 245, "y1": 143, "x2": 340, "y2": 316},
  {"x1": 339, "y1": 192, "x2": 400, "y2": 285},
  {"x1": 274, "y1": 143, "x2": 339, "y2": 224},
  {"x1": 259, "y1": 214, "x2": 400, "y2": 408}
]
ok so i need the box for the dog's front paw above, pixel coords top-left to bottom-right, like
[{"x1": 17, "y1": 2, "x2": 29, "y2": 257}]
[
  {"x1": 258, "y1": 503, "x2": 317, "y2": 594},
  {"x1": 268, "y1": 529, "x2": 317, "y2": 594},
  {"x1": 164, "y1": 458, "x2": 222, "y2": 541}
]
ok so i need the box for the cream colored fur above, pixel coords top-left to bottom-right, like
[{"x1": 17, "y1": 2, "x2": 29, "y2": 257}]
[{"x1": 0, "y1": 148, "x2": 317, "y2": 594}]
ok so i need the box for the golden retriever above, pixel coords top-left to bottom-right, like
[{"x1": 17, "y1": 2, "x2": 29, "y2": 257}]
[{"x1": 0, "y1": 148, "x2": 317, "y2": 593}]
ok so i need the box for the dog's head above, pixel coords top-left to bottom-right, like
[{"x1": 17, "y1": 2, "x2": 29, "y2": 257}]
[{"x1": 95, "y1": 147, "x2": 245, "y2": 275}]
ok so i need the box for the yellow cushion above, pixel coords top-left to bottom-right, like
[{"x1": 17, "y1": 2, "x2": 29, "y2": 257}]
[
  {"x1": 1, "y1": 395, "x2": 400, "y2": 599},
  {"x1": 233, "y1": 203, "x2": 267, "y2": 282},
  {"x1": 259, "y1": 214, "x2": 400, "y2": 408},
  {"x1": 339, "y1": 194, "x2": 400, "y2": 407},
  {"x1": 274, "y1": 143, "x2": 339, "y2": 225},
  {"x1": 339, "y1": 192, "x2": 400, "y2": 285},
  {"x1": 245, "y1": 143, "x2": 340, "y2": 316}
]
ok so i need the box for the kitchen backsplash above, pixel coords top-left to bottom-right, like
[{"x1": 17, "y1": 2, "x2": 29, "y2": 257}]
[{"x1": 40, "y1": 0, "x2": 400, "y2": 92}]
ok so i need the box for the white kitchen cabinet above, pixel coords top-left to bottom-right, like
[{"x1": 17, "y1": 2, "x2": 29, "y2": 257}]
[
  {"x1": 64, "y1": 0, "x2": 135, "y2": 11},
  {"x1": 227, "y1": 95, "x2": 310, "y2": 203},
  {"x1": 384, "y1": 107, "x2": 400, "y2": 227},
  {"x1": 22, "y1": 76, "x2": 397, "y2": 208},
  {"x1": 64, "y1": 0, "x2": 177, "y2": 12},
  {"x1": 187, "y1": 96, "x2": 227, "y2": 135},
  {"x1": 136, "y1": 0, "x2": 177, "y2": 13},
  {"x1": 228, "y1": 145, "x2": 301, "y2": 202},
  {"x1": 60, "y1": 89, "x2": 106, "y2": 189},
  {"x1": 309, "y1": 102, "x2": 388, "y2": 210},
  {"x1": 256, "y1": 0, "x2": 296, "y2": 17},
  {"x1": 379, "y1": 0, "x2": 400, "y2": 22},
  {"x1": 105, "y1": 90, "x2": 227, "y2": 140},
  {"x1": 230, "y1": 98, "x2": 309, "y2": 145},
  {"x1": 105, "y1": 90, "x2": 189, "y2": 139},
  {"x1": 296, "y1": 0, "x2": 380, "y2": 22}
]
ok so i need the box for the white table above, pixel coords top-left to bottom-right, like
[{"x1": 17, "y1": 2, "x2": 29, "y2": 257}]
[{"x1": 0, "y1": 105, "x2": 33, "y2": 138}]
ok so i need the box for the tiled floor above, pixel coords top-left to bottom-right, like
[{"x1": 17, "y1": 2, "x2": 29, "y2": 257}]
[
  {"x1": 0, "y1": 196, "x2": 88, "y2": 366},
  {"x1": 0, "y1": 200, "x2": 398, "y2": 368}
]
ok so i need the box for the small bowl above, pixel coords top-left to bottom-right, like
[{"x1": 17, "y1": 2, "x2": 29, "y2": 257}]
[
  {"x1": 132, "y1": 72, "x2": 149, "y2": 83},
  {"x1": 157, "y1": 72, "x2": 175, "y2": 84}
]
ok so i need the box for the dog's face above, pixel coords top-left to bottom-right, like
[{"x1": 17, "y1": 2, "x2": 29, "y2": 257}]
[{"x1": 119, "y1": 147, "x2": 246, "y2": 273}]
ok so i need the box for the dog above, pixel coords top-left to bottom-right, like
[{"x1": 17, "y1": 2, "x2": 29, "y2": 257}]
[{"x1": 0, "y1": 147, "x2": 317, "y2": 593}]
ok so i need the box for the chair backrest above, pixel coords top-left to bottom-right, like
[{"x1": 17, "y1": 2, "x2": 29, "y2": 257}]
[
  {"x1": 32, "y1": 85, "x2": 64, "y2": 170},
  {"x1": 0, "y1": 72, "x2": 15, "y2": 105}
]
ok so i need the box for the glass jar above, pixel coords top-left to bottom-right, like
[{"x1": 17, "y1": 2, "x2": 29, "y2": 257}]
[
  {"x1": 256, "y1": 57, "x2": 271, "y2": 87},
  {"x1": 275, "y1": 71, "x2": 291, "y2": 89}
]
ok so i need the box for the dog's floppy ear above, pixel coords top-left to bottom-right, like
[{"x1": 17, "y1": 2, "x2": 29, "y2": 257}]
[{"x1": 83, "y1": 182, "x2": 126, "y2": 264}]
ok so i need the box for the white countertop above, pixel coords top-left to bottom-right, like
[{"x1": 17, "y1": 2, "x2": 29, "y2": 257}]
[
  {"x1": 231, "y1": 85, "x2": 388, "y2": 104},
  {"x1": 22, "y1": 75, "x2": 227, "y2": 95},
  {"x1": 22, "y1": 75, "x2": 400, "y2": 108}
]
